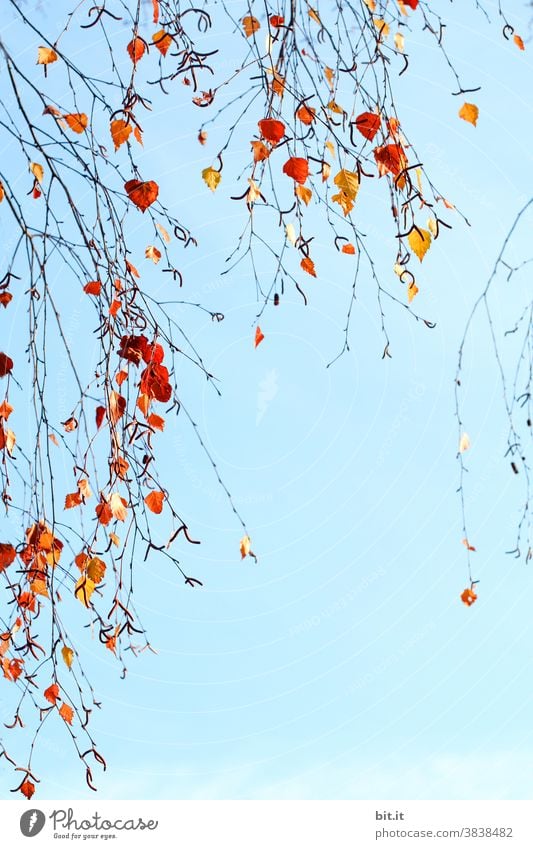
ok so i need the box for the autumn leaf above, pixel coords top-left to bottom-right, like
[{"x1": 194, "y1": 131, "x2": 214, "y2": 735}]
[
  {"x1": 44, "y1": 683, "x2": 59, "y2": 705},
  {"x1": 341, "y1": 243, "x2": 356, "y2": 255},
  {"x1": 59, "y1": 702, "x2": 74, "y2": 725},
  {"x1": 461, "y1": 587, "x2": 477, "y2": 607},
  {"x1": 198, "y1": 130, "x2": 208, "y2": 145},
  {"x1": 156, "y1": 222, "x2": 171, "y2": 243},
  {"x1": 394, "y1": 32, "x2": 405, "y2": 51},
  {"x1": 333, "y1": 169, "x2": 359, "y2": 201},
  {"x1": 127, "y1": 37, "x2": 146, "y2": 63},
  {"x1": 462, "y1": 538, "x2": 476, "y2": 552},
  {"x1": 459, "y1": 432, "x2": 471, "y2": 453},
  {"x1": 148, "y1": 413, "x2": 165, "y2": 431},
  {"x1": 0, "y1": 353, "x2": 13, "y2": 378},
  {"x1": 202, "y1": 166, "x2": 221, "y2": 192},
  {"x1": 144, "y1": 490, "x2": 165, "y2": 514},
  {"x1": 270, "y1": 14, "x2": 284, "y2": 26},
  {"x1": 0, "y1": 400, "x2": 13, "y2": 420},
  {"x1": 95, "y1": 405, "x2": 106, "y2": 429},
  {"x1": 286, "y1": 223, "x2": 297, "y2": 246},
  {"x1": 64, "y1": 113, "x2": 88, "y2": 134},
  {"x1": 242, "y1": 15, "x2": 260, "y2": 37},
  {"x1": 87, "y1": 556, "x2": 106, "y2": 584},
  {"x1": 124, "y1": 179, "x2": 159, "y2": 212},
  {"x1": 354, "y1": 111, "x2": 381, "y2": 141},
  {"x1": 514, "y1": 33, "x2": 525, "y2": 51},
  {"x1": 373, "y1": 18, "x2": 390, "y2": 38},
  {"x1": 30, "y1": 162, "x2": 44, "y2": 184},
  {"x1": 37, "y1": 46, "x2": 58, "y2": 65},
  {"x1": 295, "y1": 184, "x2": 312, "y2": 206},
  {"x1": 109, "y1": 492, "x2": 128, "y2": 521},
  {"x1": 83, "y1": 280, "x2": 101, "y2": 296},
  {"x1": 408, "y1": 227, "x2": 431, "y2": 262},
  {"x1": 0, "y1": 182, "x2": 4, "y2": 203},
  {"x1": 20, "y1": 780, "x2": 35, "y2": 800},
  {"x1": 74, "y1": 575, "x2": 96, "y2": 607},
  {"x1": 0, "y1": 543, "x2": 16, "y2": 572},
  {"x1": 301, "y1": 256, "x2": 317, "y2": 277},
  {"x1": 296, "y1": 104, "x2": 316, "y2": 125},
  {"x1": 65, "y1": 491, "x2": 82, "y2": 509},
  {"x1": 331, "y1": 192, "x2": 354, "y2": 217},
  {"x1": 110, "y1": 119, "x2": 132, "y2": 151},
  {"x1": 108, "y1": 391, "x2": 126, "y2": 424},
  {"x1": 308, "y1": 7, "x2": 321, "y2": 24},
  {"x1": 374, "y1": 143, "x2": 407, "y2": 177},
  {"x1": 258, "y1": 118, "x2": 285, "y2": 144},
  {"x1": 251, "y1": 141, "x2": 270, "y2": 163},
  {"x1": 407, "y1": 281, "x2": 419, "y2": 303},
  {"x1": 282, "y1": 157, "x2": 309, "y2": 184},
  {"x1": 254, "y1": 326, "x2": 265, "y2": 348},
  {"x1": 145, "y1": 245, "x2": 162, "y2": 264},
  {"x1": 78, "y1": 478, "x2": 92, "y2": 500},
  {"x1": 62, "y1": 645, "x2": 74, "y2": 669},
  {"x1": 401, "y1": 0, "x2": 419, "y2": 8},
  {"x1": 62, "y1": 416, "x2": 78, "y2": 432},
  {"x1": 458, "y1": 102, "x2": 479, "y2": 126},
  {"x1": 18, "y1": 592, "x2": 36, "y2": 612},
  {"x1": 240, "y1": 535, "x2": 251, "y2": 558},
  {"x1": 153, "y1": 29, "x2": 172, "y2": 56}
]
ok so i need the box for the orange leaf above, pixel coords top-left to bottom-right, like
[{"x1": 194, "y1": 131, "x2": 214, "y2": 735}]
[
  {"x1": 296, "y1": 104, "x2": 316, "y2": 125},
  {"x1": 127, "y1": 37, "x2": 146, "y2": 63},
  {"x1": 374, "y1": 143, "x2": 408, "y2": 177},
  {"x1": 110, "y1": 119, "x2": 132, "y2": 151},
  {"x1": 144, "y1": 490, "x2": 165, "y2": 514},
  {"x1": 461, "y1": 587, "x2": 477, "y2": 607},
  {"x1": 295, "y1": 184, "x2": 312, "y2": 206},
  {"x1": 152, "y1": 0, "x2": 160, "y2": 23},
  {"x1": 37, "y1": 46, "x2": 58, "y2": 65},
  {"x1": 124, "y1": 179, "x2": 159, "y2": 212},
  {"x1": 458, "y1": 102, "x2": 479, "y2": 127},
  {"x1": 145, "y1": 245, "x2": 161, "y2": 264},
  {"x1": 0, "y1": 292, "x2": 12, "y2": 308},
  {"x1": 462, "y1": 538, "x2": 476, "y2": 552},
  {"x1": 18, "y1": 592, "x2": 36, "y2": 612},
  {"x1": 354, "y1": 111, "x2": 381, "y2": 141},
  {"x1": 242, "y1": 15, "x2": 260, "y2": 37},
  {"x1": 153, "y1": 29, "x2": 172, "y2": 56},
  {"x1": 282, "y1": 157, "x2": 309, "y2": 184},
  {"x1": 44, "y1": 683, "x2": 59, "y2": 705},
  {"x1": 251, "y1": 141, "x2": 270, "y2": 162},
  {"x1": 270, "y1": 15, "x2": 284, "y2": 26},
  {"x1": 148, "y1": 413, "x2": 165, "y2": 431},
  {"x1": 0, "y1": 400, "x2": 13, "y2": 420},
  {"x1": 514, "y1": 33, "x2": 525, "y2": 50},
  {"x1": 59, "y1": 702, "x2": 74, "y2": 724},
  {"x1": 240, "y1": 534, "x2": 251, "y2": 558},
  {"x1": 20, "y1": 779, "x2": 35, "y2": 800},
  {"x1": 83, "y1": 280, "x2": 101, "y2": 296},
  {"x1": 341, "y1": 243, "x2": 356, "y2": 255},
  {"x1": 300, "y1": 256, "x2": 316, "y2": 277},
  {"x1": 64, "y1": 113, "x2": 88, "y2": 134},
  {"x1": 254, "y1": 326, "x2": 265, "y2": 348},
  {"x1": 108, "y1": 391, "x2": 126, "y2": 424},
  {"x1": 62, "y1": 416, "x2": 77, "y2": 432},
  {"x1": 116, "y1": 370, "x2": 128, "y2": 387},
  {"x1": 87, "y1": 556, "x2": 106, "y2": 584},
  {"x1": 258, "y1": 118, "x2": 285, "y2": 144},
  {"x1": 64, "y1": 492, "x2": 82, "y2": 509}
]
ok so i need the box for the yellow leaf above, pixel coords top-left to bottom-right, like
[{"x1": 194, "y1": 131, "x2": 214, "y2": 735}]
[
  {"x1": 332, "y1": 192, "x2": 354, "y2": 217},
  {"x1": 246, "y1": 178, "x2": 262, "y2": 205},
  {"x1": 324, "y1": 140, "x2": 335, "y2": 158},
  {"x1": 333, "y1": 169, "x2": 359, "y2": 201},
  {"x1": 145, "y1": 245, "x2": 162, "y2": 264},
  {"x1": 324, "y1": 66, "x2": 334, "y2": 88},
  {"x1": 373, "y1": 18, "x2": 390, "y2": 38},
  {"x1": 363, "y1": 0, "x2": 376, "y2": 9},
  {"x1": 30, "y1": 162, "x2": 44, "y2": 184},
  {"x1": 459, "y1": 432, "x2": 471, "y2": 453},
  {"x1": 74, "y1": 575, "x2": 96, "y2": 607},
  {"x1": 458, "y1": 102, "x2": 479, "y2": 127},
  {"x1": 427, "y1": 217, "x2": 438, "y2": 237},
  {"x1": 37, "y1": 46, "x2": 58, "y2": 65},
  {"x1": 62, "y1": 645, "x2": 74, "y2": 669},
  {"x1": 202, "y1": 166, "x2": 221, "y2": 192},
  {"x1": 295, "y1": 184, "x2": 312, "y2": 206},
  {"x1": 327, "y1": 100, "x2": 344, "y2": 115},
  {"x1": 109, "y1": 532, "x2": 120, "y2": 547},
  {"x1": 30, "y1": 579, "x2": 49, "y2": 598},
  {"x1": 408, "y1": 227, "x2": 431, "y2": 262}
]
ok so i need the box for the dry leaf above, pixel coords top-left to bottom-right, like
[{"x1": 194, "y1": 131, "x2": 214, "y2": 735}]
[
  {"x1": 37, "y1": 46, "x2": 58, "y2": 65},
  {"x1": 459, "y1": 432, "x2": 471, "y2": 453},
  {"x1": 458, "y1": 102, "x2": 479, "y2": 126},
  {"x1": 202, "y1": 166, "x2": 221, "y2": 192}
]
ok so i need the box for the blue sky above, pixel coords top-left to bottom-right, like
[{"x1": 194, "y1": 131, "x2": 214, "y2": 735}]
[{"x1": 1, "y1": 0, "x2": 533, "y2": 800}]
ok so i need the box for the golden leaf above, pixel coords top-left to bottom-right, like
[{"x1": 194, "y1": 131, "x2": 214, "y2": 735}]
[
  {"x1": 110, "y1": 119, "x2": 132, "y2": 151},
  {"x1": 30, "y1": 162, "x2": 44, "y2": 184},
  {"x1": 74, "y1": 575, "x2": 96, "y2": 607},
  {"x1": 145, "y1": 245, "x2": 162, "y2": 264},
  {"x1": 37, "y1": 46, "x2": 58, "y2": 65},
  {"x1": 295, "y1": 184, "x2": 312, "y2": 206},
  {"x1": 407, "y1": 227, "x2": 431, "y2": 262},
  {"x1": 459, "y1": 432, "x2": 471, "y2": 453},
  {"x1": 333, "y1": 169, "x2": 359, "y2": 201},
  {"x1": 240, "y1": 535, "x2": 251, "y2": 558},
  {"x1": 61, "y1": 645, "x2": 74, "y2": 669},
  {"x1": 202, "y1": 166, "x2": 221, "y2": 192}
]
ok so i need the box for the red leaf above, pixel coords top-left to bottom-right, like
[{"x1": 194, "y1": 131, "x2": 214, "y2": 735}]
[
  {"x1": 354, "y1": 111, "x2": 381, "y2": 141},
  {"x1": 143, "y1": 342, "x2": 165, "y2": 364},
  {"x1": 300, "y1": 256, "x2": 317, "y2": 277},
  {"x1": 44, "y1": 683, "x2": 59, "y2": 705},
  {"x1": 95, "y1": 405, "x2": 106, "y2": 429},
  {"x1": 0, "y1": 353, "x2": 13, "y2": 378},
  {"x1": 0, "y1": 543, "x2": 16, "y2": 572},
  {"x1": 254, "y1": 326, "x2": 265, "y2": 348},
  {"x1": 118, "y1": 334, "x2": 148, "y2": 365},
  {"x1": 282, "y1": 157, "x2": 309, "y2": 184},
  {"x1": 124, "y1": 179, "x2": 159, "y2": 212},
  {"x1": 18, "y1": 592, "x2": 36, "y2": 612},
  {"x1": 270, "y1": 15, "x2": 284, "y2": 26},
  {"x1": 401, "y1": 0, "x2": 418, "y2": 8},
  {"x1": 84, "y1": 281, "x2": 101, "y2": 296},
  {"x1": 258, "y1": 118, "x2": 285, "y2": 144},
  {"x1": 374, "y1": 143, "x2": 408, "y2": 177}
]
